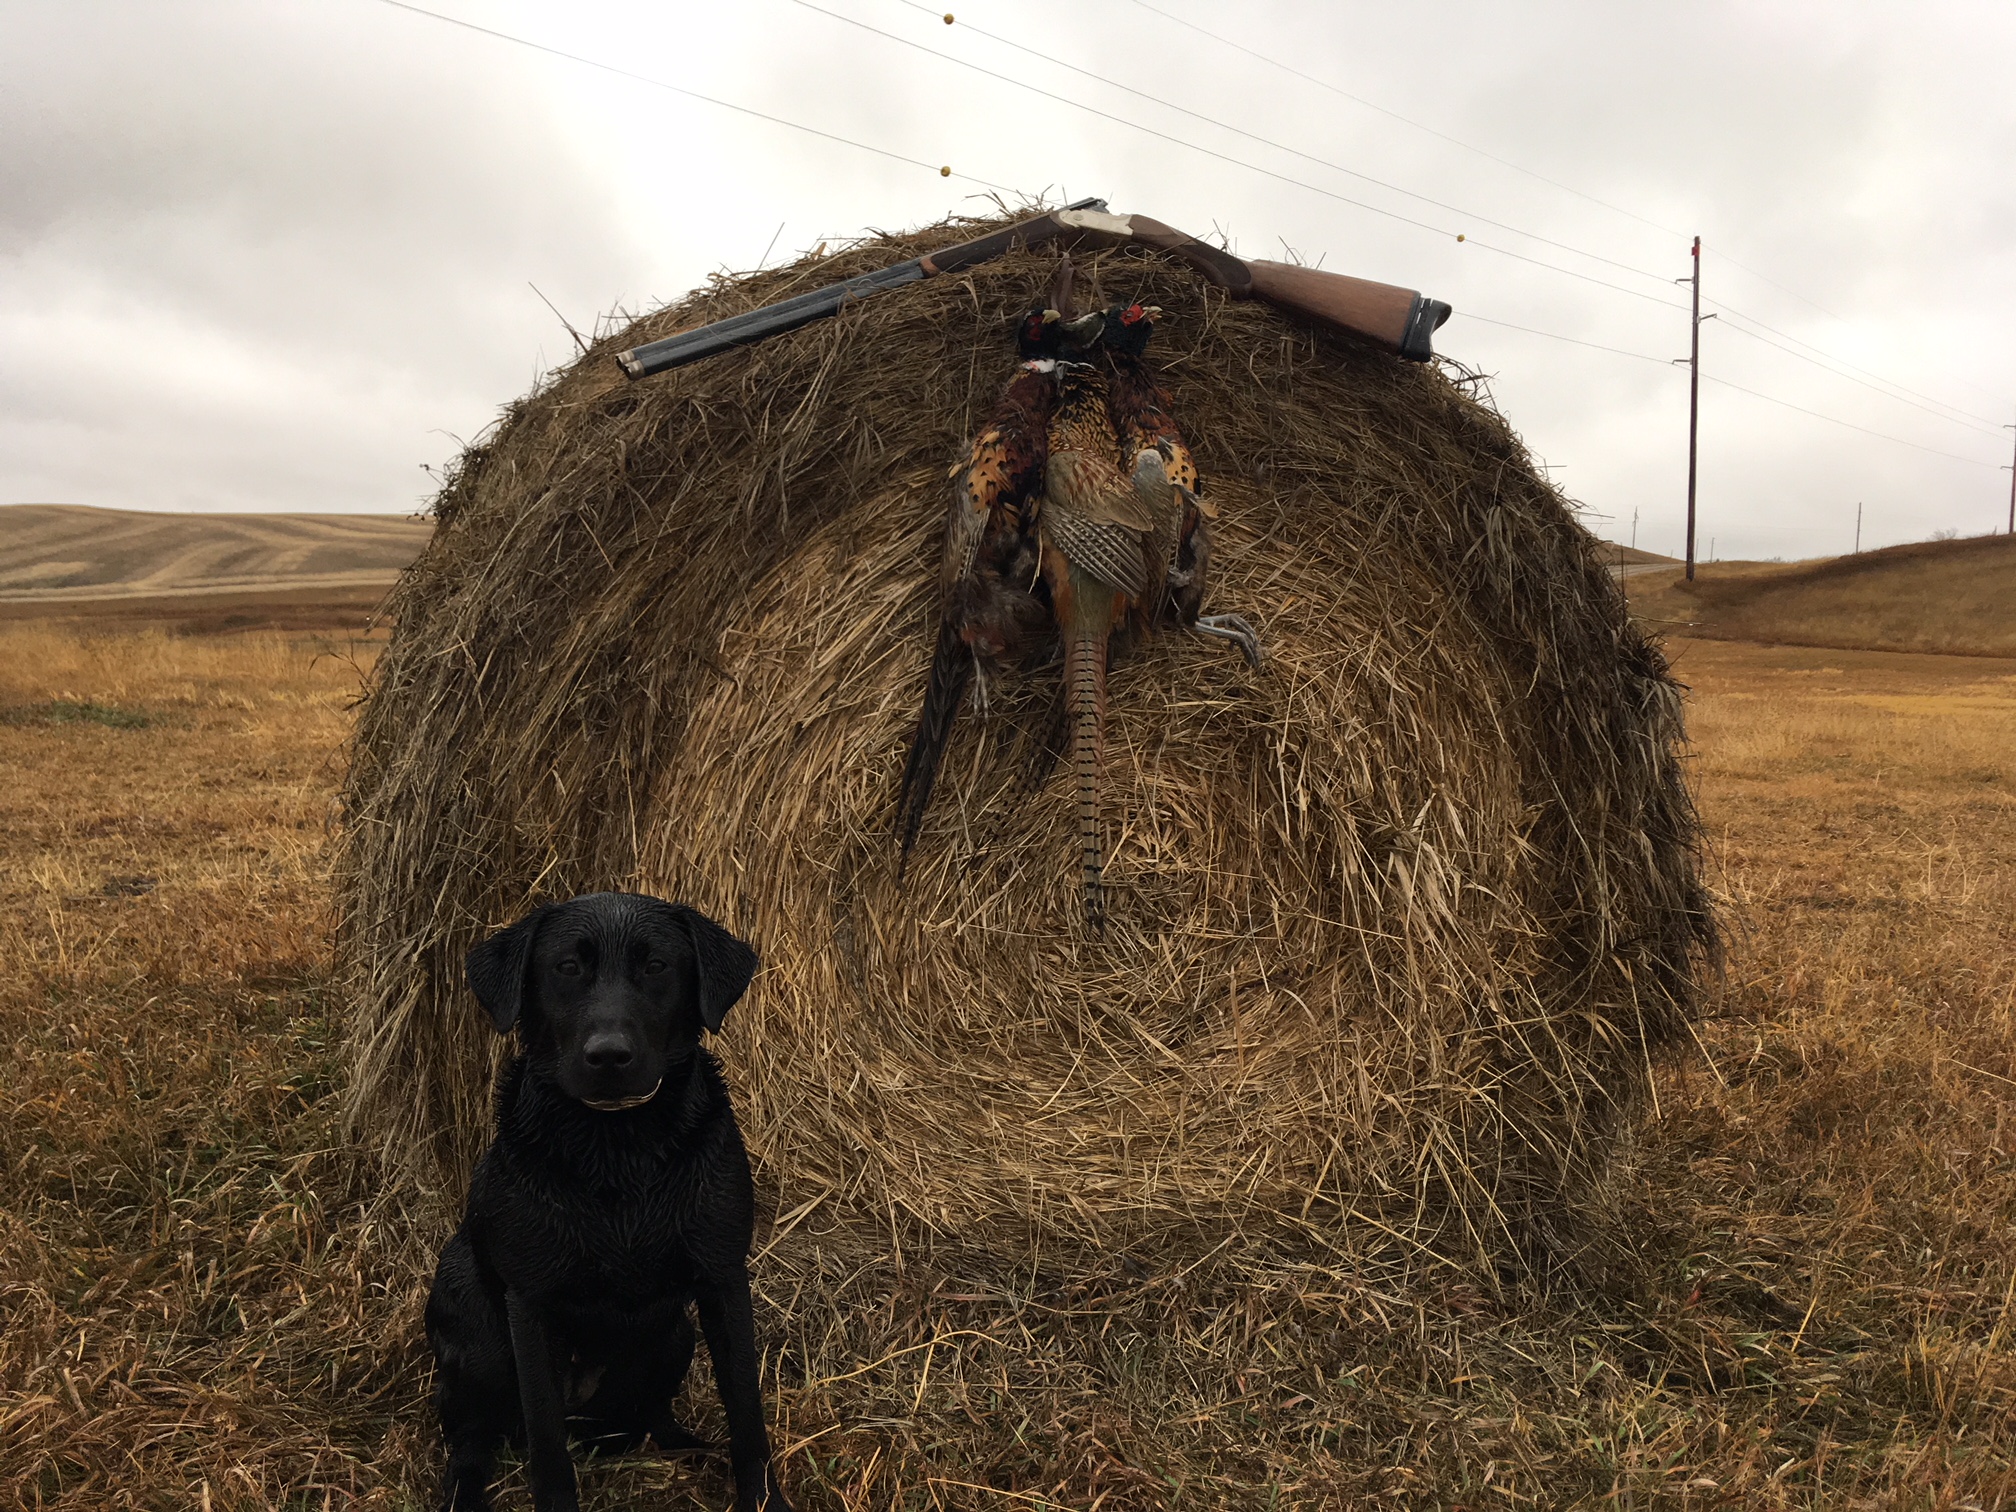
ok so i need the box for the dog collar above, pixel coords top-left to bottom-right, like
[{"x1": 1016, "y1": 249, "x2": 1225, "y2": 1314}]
[{"x1": 581, "y1": 1078, "x2": 662, "y2": 1112}]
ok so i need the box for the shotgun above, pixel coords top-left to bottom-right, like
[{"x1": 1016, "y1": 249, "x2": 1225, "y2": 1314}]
[{"x1": 615, "y1": 201, "x2": 1452, "y2": 379}]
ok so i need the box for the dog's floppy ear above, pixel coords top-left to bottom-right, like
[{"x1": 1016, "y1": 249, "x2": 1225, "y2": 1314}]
[
  {"x1": 465, "y1": 905, "x2": 555, "y2": 1035},
  {"x1": 670, "y1": 905, "x2": 758, "y2": 1033}
]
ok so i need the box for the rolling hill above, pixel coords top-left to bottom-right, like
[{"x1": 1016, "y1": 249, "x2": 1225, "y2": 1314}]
[
  {"x1": 0, "y1": 504, "x2": 433, "y2": 630},
  {"x1": 0, "y1": 504, "x2": 431, "y2": 601},
  {"x1": 1600, "y1": 542, "x2": 1683, "y2": 567},
  {"x1": 1625, "y1": 532, "x2": 2016, "y2": 657}
]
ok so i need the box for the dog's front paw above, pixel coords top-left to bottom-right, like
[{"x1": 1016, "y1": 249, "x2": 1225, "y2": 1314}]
[
  {"x1": 735, "y1": 1463, "x2": 794, "y2": 1512},
  {"x1": 648, "y1": 1416, "x2": 716, "y2": 1457},
  {"x1": 438, "y1": 1478, "x2": 495, "y2": 1512}
]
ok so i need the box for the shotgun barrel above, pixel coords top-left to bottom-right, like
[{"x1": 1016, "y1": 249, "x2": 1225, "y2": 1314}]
[
  {"x1": 614, "y1": 201, "x2": 1452, "y2": 378},
  {"x1": 615, "y1": 199, "x2": 1107, "y2": 379}
]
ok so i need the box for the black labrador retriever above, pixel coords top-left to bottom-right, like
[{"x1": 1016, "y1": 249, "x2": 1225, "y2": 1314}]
[{"x1": 425, "y1": 892, "x2": 792, "y2": 1512}]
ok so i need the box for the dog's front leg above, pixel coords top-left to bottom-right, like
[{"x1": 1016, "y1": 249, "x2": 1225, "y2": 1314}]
[
  {"x1": 505, "y1": 1291, "x2": 580, "y2": 1512},
  {"x1": 696, "y1": 1270, "x2": 792, "y2": 1512}
]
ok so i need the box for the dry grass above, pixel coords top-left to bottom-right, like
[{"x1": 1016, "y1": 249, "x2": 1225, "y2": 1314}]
[
  {"x1": 1627, "y1": 534, "x2": 2016, "y2": 657},
  {"x1": 5, "y1": 616, "x2": 2014, "y2": 1508},
  {"x1": 1602, "y1": 638, "x2": 2016, "y2": 1506},
  {"x1": 0, "y1": 584, "x2": 406, "y2": 639},
  {"x1": 0, "y1": 622, "x2": 438, "y2": 1509}
]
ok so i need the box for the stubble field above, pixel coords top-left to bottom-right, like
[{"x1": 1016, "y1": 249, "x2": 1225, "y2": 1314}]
[{"x1": 2, "y1": 621, "x2": 2012, "y2": 1509}]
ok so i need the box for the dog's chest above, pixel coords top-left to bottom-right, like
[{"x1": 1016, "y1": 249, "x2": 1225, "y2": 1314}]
[
  {"x1": 493, "y1": 1157, "x2": 721, "y2": 1299},
  {"x1": 570, "y1": 1185, "x2": 700, "y2": 1287}
]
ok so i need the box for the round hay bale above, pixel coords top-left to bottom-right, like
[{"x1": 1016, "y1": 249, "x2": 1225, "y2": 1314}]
[{"x1": 337, "y1": 215, "x2": 1714, "y2": 1277}]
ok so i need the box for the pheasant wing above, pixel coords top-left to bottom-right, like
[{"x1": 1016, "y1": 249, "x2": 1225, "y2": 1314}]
[{"x1": 898, "y1": 364, "x2": 1054, "y2": 863}]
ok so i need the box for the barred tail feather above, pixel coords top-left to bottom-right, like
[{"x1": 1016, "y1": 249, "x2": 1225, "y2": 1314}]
[
  {"x1": 895, "y1": 621, "x2": 974, "y2": 870},
  {"x1": 1064, "y1": 625, "x2": 1108, "y2": 934},
  {"x1": 1022, "y1": 680, "x2": 1071, "y2": 798}
]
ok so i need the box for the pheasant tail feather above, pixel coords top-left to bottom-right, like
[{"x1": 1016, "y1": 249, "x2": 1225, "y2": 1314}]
[
  {"x1": 1063, "y1": 613, "x2": 1112, "y2": 934},
  {"x1": 895, "y1": 621, "x2": 973, "y2": 870}
]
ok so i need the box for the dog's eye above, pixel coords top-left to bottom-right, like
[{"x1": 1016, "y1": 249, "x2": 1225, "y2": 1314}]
[
  {"x1": 554, "y1": 960, "x2": 583, "y2": 977},
  {"x1": 643, "y1": 959, "x2": 667, "y2": 976}
]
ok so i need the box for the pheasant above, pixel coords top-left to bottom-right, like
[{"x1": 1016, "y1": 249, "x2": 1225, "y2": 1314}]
[
  {"x1": 1037, "y1": 352, "x2": 1177, "y2": 931},
  {"x1": 894, "y1": 307, "x2": 1068, "y2": 865},
  {"x1": 1099, "y1": 302, "x2": 1261, "y2": 666},
  {"x1": 900, "y1": 299, "x2": 1258, "y2": 930}
]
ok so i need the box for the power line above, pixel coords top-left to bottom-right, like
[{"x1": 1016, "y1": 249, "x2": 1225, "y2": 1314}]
[
  {"x1": 1124, "y1": 0, "x2": 2006, "y2": 432},
  {"x1": 1704, "y1": 295, "x2": 2006, "y2": 432},
  {"x1": 1702, "y1": 251, "x2": 1851, "y2": 325},
  {"x1": 898, "y1": 0, "x2": 1675, "y2": 292},
  {"x1": 783, "y1": 0, "x2": 1440, "y2": 238},
  {"x1": 1461, "y1": 245, "x2": 1686, "y2": 312},
  {"x1": 1121, "y1": 0, "x2": 2011, "y2": 402},
  {"x1": 939, "y1": 2, "x2": 2006, "y2": 441},
  {"x1": 369, "y1": 0, "x2": 1677, "y2": 321},
  {"x1": 1707, "y1": 312, "x2": 2006, "y2": 438},
  {"x1": 1699, "y1": 375, "x2": 1997, "y2": 468},
  {"x1": 367, "y1": 0, "x2": 1016, "y2": 193},
  {"x1": 371, "y1": 0, "x2": 2006, "y2": 483},
  {"x1": 1455, "y1": 313, "x2": 1672, "y2": 366},
  {"x1": 1454, "y1": 312, "x2": 2001, "y2": 468},
  {"x1": 1112, "y1": 0, "x2": 2007, "y2": 431},
  {"x1": 1119, "y1": 0, "x2": 1688, "y2": 244},
  {"x1": 785, "y1": 0, "x2": 1693, "y2": 317}
]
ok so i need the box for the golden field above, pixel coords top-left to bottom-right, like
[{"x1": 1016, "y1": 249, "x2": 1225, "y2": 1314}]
[{"x1": 1, "y1": 620, "x2": 2013, "y2": 1509}]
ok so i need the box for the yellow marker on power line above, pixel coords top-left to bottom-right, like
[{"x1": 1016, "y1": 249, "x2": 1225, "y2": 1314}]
[
  {"x1": 940, "y1": 165, "x2": 951, "y2": 177},
  {"x1": 943, "y1": 12, "x2": 954, "y2": 22},
  {"x1": 1456, "y1": 233, "x2": 1466, "y2": 242}
]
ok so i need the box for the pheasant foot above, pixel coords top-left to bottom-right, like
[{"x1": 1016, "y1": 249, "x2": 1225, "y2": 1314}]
[{"x1": 1192, "y1": 613, "x2": 1263, "y2": 669}]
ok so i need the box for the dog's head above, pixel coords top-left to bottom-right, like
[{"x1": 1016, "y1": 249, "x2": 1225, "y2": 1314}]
[{"x1": 464, "y1": 893, "x2": 758, "y2": 1111}]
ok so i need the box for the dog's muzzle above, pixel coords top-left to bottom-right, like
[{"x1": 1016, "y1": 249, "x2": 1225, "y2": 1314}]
[{"x1": 580, "y1": 1078, "x2": 662, "y2": 1112}]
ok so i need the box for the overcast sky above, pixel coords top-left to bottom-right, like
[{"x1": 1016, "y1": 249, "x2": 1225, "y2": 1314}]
[{"x1": 5, "y1": 0, "x2": 2012, "y2": 559}]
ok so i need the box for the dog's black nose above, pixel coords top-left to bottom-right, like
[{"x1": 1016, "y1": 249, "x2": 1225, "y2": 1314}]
[{"x1": 582, "y1": 1032, "x2": 636, "y2": 1070}]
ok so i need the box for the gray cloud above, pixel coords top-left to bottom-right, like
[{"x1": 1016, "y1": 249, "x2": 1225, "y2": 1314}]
[{"x1": 3, "y1": 0, "x2": 2010, "y2": 556}]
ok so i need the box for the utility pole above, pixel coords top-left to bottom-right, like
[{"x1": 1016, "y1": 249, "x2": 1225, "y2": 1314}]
[
  {"x1": 1685, "y1": 237, "x2": 1702, "y2": 581},
  {"x1": 1673, "y1": 239, "x2": 1714, "y2": 579},
  {"x1": 2005, "y1": 417, "x2": 2015, "y2": 534},
  {"x1": 1855, "y1": 501, "x2": 1862, "y2": 555}
]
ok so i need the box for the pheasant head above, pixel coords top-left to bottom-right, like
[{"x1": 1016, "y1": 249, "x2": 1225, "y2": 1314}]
[
  {"x1": 1015, "y1": 306, "x2": 1063, "y2": 362},
  {"x1": 1103, "y1": 303, "x2": 1162, "y2": 360}
]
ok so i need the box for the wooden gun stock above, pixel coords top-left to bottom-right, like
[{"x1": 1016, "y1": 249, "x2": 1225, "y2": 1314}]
[
  {"x1": 1246, "y1": 259, "x2": 1450, "y2": 360},
  {"x1": 1059, "y1": 209, "x2": 1450, "y2": 360}
]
